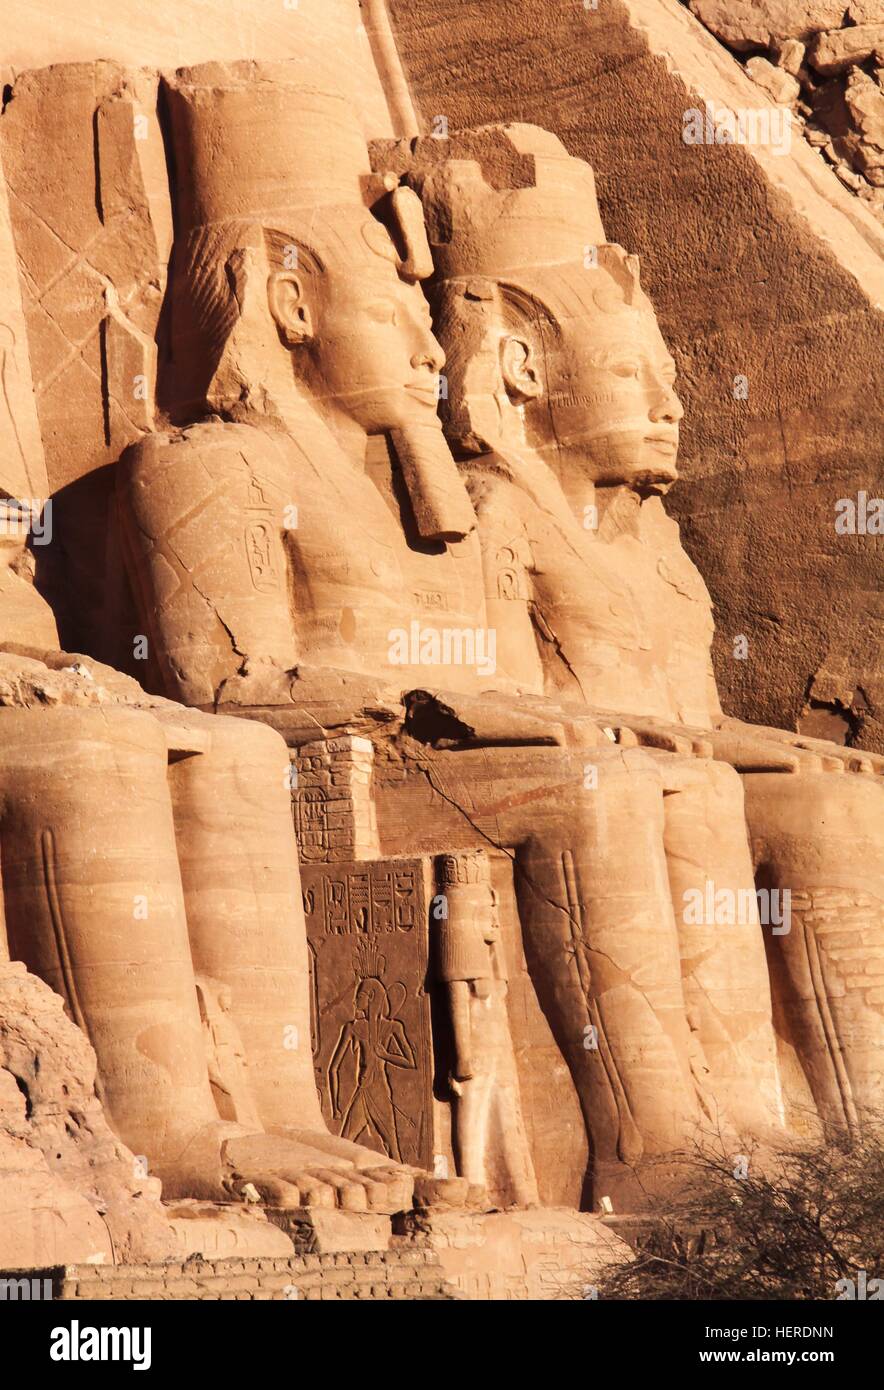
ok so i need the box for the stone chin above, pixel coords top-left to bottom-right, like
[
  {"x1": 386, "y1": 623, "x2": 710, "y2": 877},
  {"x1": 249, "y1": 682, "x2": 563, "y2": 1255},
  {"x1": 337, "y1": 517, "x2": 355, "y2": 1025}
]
[
  {"x1": 631, "y1": 437, "x2": 680, "y2": 492},
  {"x1": 556, "y1": 427, "x2": 680, "y2": 492},
  {"x1": 337, "y1": 382, "x2": 441, "y2": 435},
  {"x1": 630, "y1": 470, "x2": 678, "y2": 497}
]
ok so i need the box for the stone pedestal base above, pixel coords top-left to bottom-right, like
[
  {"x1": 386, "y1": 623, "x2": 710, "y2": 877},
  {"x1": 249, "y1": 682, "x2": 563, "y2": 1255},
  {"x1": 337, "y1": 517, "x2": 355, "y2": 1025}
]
[
  {"x1": 6, "y1": 1250, "x2": 459, "y2": 1301},
  {"x1": 398, "y1": 1208, "x2": 632, "y2": 1301},
  {"x1": 0, "y1": 1208, "x2": 632, "y2": 1299},
  {"x1": 265, "y1": 1207, "x2": 394, "y2": 1255},
  {"x1": 164, "y1": 1202, "x2": 296, "y2": 1260}
]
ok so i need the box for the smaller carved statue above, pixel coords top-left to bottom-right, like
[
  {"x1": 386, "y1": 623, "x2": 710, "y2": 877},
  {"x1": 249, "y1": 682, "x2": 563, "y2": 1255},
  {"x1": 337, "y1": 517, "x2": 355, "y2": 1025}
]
[
  {"x1": 195, "y1": 974, "x2": 263, "y2": 1130},
  {"x1": 435, "y1": 851, "x2": 538, "y2": 1207}
]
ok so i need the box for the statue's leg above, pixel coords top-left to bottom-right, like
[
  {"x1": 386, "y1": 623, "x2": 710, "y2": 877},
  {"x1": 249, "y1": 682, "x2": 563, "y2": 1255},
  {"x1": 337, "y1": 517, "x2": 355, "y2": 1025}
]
[
  {"x1": 0, "y1": 707, "x2": 222, "y2": 1181},
  {"x1": 506, "y1": 748, "x2": 702, "y2": 1208},
  {"x1": 165, "y1": 712, "x2": 414, "y2": 1212},
  {"x1": 166, "y1": 715, "x2": 322, "y2": 1130},
  {"x1": 451, "y1": 1074, "x2": 490, "y2": 1188},
  {"x1": 743, "y1": 770, "x2": 884, "y2": 1135},
  {"x1": 661, "y1": 755, "x2": 785, "y2": 1137},
  {"x1": 0, "y1": 707, "x2": 416, "y2": 1212},
  {"x1": 492, "y1": 1078, "x2": 542, "y2": 1208},
  {"x1": 456, "y1": 982, "x2": 540, "y2": 1208},
  {"x1": 374, "y1": 743, "x2": 702, "y2": 1208}
]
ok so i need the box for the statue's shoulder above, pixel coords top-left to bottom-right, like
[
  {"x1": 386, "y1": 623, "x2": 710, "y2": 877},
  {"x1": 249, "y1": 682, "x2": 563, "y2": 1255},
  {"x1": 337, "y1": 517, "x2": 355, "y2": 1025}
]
[
  {"x1": 120, "y1": 419, "x2": 294, "y2": 492},
  {"x1": 643, "y1": 497, "x2": 711, "y2": 604},
  {"x1": 463, "y1": 464, "x2": 530, "y2": 530}
]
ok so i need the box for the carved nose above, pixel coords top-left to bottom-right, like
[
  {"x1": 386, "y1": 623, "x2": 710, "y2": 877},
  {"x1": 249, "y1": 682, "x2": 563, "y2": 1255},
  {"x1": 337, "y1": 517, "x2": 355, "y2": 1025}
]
[
  {"x1": 411, "y1": 334, "x2": 445, "y2": 374},
  {"x1": 650, "y1": 385, "x2": 683, "y2": 425}
]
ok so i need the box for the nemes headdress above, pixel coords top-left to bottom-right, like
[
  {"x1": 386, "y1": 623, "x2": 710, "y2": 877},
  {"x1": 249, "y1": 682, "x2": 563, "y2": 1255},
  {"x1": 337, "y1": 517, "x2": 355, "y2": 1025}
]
[{"x1": 160, "y1": 62, "x2": 474, "y2": 542}]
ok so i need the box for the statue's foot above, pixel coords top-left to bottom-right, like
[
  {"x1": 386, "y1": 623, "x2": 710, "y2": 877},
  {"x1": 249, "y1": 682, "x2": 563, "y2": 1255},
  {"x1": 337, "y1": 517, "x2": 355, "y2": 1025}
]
[
  {"x1": 157, "y1": 1123, "x2": 475, "y2": 1214},
  {"x1": 716, "y1": 716, "x2": 884, "y2": 776},
  {"x1": 153, "y1": 1122, "x2": 404, "y2": 1211},
  {"x1": 270, "y1": 1128, "x2": 481, "y2": 1211},
  {"x1": 221, "y1": 1131, "x2": 414, "y2": 1214}
]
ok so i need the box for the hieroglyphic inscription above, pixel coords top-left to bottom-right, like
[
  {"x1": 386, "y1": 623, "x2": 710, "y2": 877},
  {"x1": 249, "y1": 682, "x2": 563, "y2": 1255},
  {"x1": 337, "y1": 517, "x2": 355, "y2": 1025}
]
[
  {"x1": 244, "y1": 472, "x2": 281, "y2": 593},
  {"x1": 302, "y1": 859, "x2": 432, "y2": 1169}
]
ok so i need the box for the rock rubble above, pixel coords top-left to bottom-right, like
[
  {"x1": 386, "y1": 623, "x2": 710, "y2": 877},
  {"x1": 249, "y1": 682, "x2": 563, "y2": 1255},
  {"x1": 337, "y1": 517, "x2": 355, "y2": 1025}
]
[{"x1": 688, "y1": 1, "x2": 884, "y2": 223}]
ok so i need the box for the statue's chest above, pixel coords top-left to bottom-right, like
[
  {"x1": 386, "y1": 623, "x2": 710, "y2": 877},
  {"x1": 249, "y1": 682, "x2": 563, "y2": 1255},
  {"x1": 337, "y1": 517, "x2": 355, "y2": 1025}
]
[
  {"x1": 287, "y1": 452, "x2": 487, "y2": 649},
  {"x1": 284, "y1": 454, "x2": 403, "y2": 595},
  {"x1": 526, "y1": 517, "x2": 648, "y2": 651}
]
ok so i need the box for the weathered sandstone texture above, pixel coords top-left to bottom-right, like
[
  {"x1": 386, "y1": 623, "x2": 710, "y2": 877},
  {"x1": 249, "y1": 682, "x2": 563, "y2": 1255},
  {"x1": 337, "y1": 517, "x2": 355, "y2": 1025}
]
[
  {"x1": 687, "y1": 2, "x2": 884, "y2": 216},
  {"x1": 0, "y1": 6, "x2": 880, "y2": 1302},
  {"x1": 0, "y1": 961, "x2": 176, "y2": 1269},
  {"x1": 0, "y1": 0, "x2": 395, "y2": 136}
]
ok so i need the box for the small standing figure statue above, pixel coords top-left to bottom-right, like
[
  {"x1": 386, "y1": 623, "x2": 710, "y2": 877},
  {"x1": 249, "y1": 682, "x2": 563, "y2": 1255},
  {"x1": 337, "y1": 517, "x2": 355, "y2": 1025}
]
[
  {"x1": 435, "y1": 851, "x2": 538, "y2": 1207},
  {"x1": 195, "y1": 975, "x2": 263, "y2": 1130}
]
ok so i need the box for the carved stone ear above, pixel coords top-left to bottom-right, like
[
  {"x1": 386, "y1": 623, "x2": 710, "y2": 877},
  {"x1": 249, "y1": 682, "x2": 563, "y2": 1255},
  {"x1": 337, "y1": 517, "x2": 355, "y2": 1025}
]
[
  {"x1": 266, "y1": 271, "x2": 315, "y2": 347},
  {"x1": 499, "y1": 334, "x2": 542, "y2": 403}
]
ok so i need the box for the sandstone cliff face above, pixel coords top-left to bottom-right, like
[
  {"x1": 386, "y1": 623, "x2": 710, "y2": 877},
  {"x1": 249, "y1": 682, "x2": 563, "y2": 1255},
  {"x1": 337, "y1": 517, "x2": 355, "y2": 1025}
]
[{"x1": 0, "y1": 962, "x2": 177, "y2": 1269}]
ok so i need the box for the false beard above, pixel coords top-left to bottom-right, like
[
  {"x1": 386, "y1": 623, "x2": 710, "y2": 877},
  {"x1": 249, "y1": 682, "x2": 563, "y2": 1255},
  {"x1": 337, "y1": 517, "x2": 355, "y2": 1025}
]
[{"x1": 389, "y1": 422, "x2": 476, "y2": 544}]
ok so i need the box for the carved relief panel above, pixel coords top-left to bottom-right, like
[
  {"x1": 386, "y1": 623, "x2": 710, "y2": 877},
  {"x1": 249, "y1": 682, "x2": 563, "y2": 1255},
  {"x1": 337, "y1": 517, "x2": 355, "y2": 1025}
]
[{"x1": 302, "y1": 858, "x2": 433, "y2": 1169}]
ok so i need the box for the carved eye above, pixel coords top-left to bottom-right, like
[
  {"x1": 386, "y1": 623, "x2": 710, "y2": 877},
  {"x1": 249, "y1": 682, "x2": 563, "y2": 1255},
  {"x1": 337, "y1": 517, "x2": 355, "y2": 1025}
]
[
  {"x1": 366, "y1": 301, "x2": 398, "y2": 325},
  {"x1": 610, "y1": 360, "x2": 641, "y2": 379}
]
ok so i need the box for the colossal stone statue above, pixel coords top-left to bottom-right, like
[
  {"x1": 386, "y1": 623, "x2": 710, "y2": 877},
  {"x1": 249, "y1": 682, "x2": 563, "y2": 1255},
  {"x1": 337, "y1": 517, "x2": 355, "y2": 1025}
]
[
  {"x1": 393, "y1": 122, "x2": 884, "y2": 1144},
  {"x1": 120, "y1": 63, "x2": 478, "y2": 717},
  {"x1": 0, "y1": 44, "x2": 879, "y2": 1249},
  {"x1": 114, "y1": 68, "x2": 809, "y2": 1208},
  {"x1": 0, "y1": 504, "x2": 418, "y2": 1215}
]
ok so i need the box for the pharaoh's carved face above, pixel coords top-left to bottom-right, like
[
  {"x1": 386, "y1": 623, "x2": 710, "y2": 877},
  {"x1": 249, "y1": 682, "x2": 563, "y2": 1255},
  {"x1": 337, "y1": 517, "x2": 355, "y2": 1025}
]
[
  {"x1": 355, "y1": 978, "x2": 388, "y2": 1021},
  {"x1": 505, "y1": 265, "x2": 683, "y2": 491},
  {"x1": 268, "y1": 228, "x2": 445, "y2": 436}
]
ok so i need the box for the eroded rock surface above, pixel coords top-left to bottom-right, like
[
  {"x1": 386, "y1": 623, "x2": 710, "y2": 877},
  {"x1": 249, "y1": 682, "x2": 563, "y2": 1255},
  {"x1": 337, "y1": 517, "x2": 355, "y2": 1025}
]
[
  {"x1": 0, "y1": 962, "x2": 177, "y2": 1268},
  {"x1": 687, "y1": 1, "x2": 884, "y2": 221}
]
